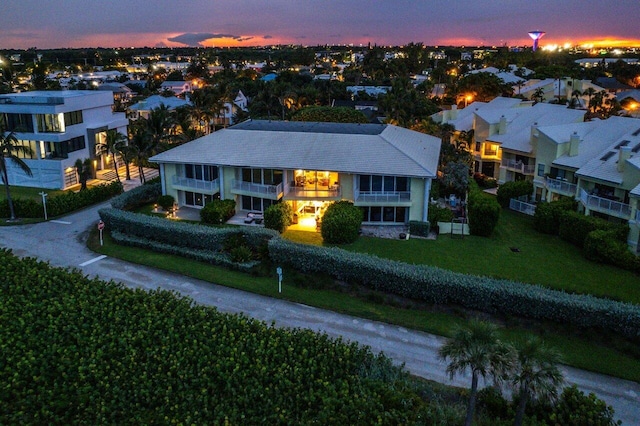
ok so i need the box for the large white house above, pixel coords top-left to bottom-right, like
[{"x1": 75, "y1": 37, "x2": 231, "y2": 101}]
[
  {"x1": 150, "y1": 120, "x2": 441, "y2": 226},
  {"x1": 0, "y1": 91, "x2": 128, "y2": 189}
]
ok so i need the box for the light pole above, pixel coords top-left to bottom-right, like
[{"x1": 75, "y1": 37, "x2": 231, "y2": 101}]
[{"x1": 39, "y1": 191, "x2": 48, "y2": 221}]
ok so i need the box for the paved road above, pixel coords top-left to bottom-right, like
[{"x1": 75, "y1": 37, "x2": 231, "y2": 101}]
[{"x1": 1, "y1": 202, "x2": 639, "y2": 424}]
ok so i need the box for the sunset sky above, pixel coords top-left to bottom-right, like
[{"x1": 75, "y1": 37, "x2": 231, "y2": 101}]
[{"x1": 2, "y1": 0, "x2": 639, "y2": 50}]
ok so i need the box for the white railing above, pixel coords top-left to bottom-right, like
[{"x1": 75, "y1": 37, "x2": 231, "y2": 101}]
[
  {"x1": 501, "y1": 159, "x2": 536, "y2": 175},
  {"x1": 232, "y1": 179, "x2": 282, "y2": 196},
  {"x1": 509, "y1": 198, "x2": 536, "y2": 216},
  {"x1": 579, "y1": 189, "x2": 631, "y2": 218},
  {"x1": 285, "y1": 184, "x2": 340, "y2": 198},
  {"x1": 355, "y1": 191, "x2": 411, "y2": 203},
  {"x1": 172, "y1": 176, "x2": 219, "y2": 192},
  {"x1": 545, "y1": 177, "x2": 577, "y2": 196}
]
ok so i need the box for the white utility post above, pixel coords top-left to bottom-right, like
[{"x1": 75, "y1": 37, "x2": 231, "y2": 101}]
[
  {"x1": 276, "y1": 266, "x2": 283, "y2": 293},
  {"x1": 39, "y1": 191, "x2": 48, "y2": 221}
]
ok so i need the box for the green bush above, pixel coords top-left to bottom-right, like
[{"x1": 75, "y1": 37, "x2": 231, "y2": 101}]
[
  {"x1": 467, "y1": 191, "x2": 500, "y2": 237},
  {"x1": 558, "y1": 211, "x2": 626, "y2": 248},
  {"x1": 200, "y1": 199, "x2": 236, "y2": 224},
  {"x1": 530, "y1": 385, "x2": 620, "y2": 426},
  {"x1": 584, "y1": 230, "x2": 640, "y2": 273},
  {"x1": 156, "y1": 194, "x2": 175, "y2": 211},
  {"x1": 46, "y1": 181, "x2": 123, "y2": 217},
  {"x1": 230, "y1": 245, "x2": 253, "y2": 263},
  {"x1": 320, "y1": 201, "x2": 363, "y2": 244},
  {"x1": 267, "y1": 238, "x2": 640, "y2": 342},
  {"x1": 409, "y1": 221, "x2": 430, "y2": 237},
  {"x1": 532, "y1": 198, "x2": 577, "y2": 235},
  {"x1": 496, "y1": 180, "x2": 533, "y2": 208},
  {"x1": 264, "y1": 202, "x2": 293, "y2": 233},
  {"x1": 427, "y1": 205, "x2": 454, "y2": 224},
  {"x1": 0, "y1": 197, "x2": 42, "y2": 218},
  {"x1": 111, "y1": 183, "x2": 161, "y2": 211}
]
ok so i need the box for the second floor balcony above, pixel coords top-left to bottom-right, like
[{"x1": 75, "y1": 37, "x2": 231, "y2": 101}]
[
  {"x1": 354, "y1": 191, "x2": 412, "y2": 205},
  {"x1": 172, "y1": 175, "x2": 219, "y2": 194},
  {"x1": 579, "y1": 189, "x2": 631, "y2": 219},
  {"x1": 231, "y1": 179, "x2": 283, "y2": 200},
  {"x1": 285, "y1": 183, "x2": 341, "y2": 200},
  {"x1": 545, "y1": 177, "x2": 577, "y2": 197},
  {"x1": 501, "y1": 159, "x2": 536, "y2": 175}
]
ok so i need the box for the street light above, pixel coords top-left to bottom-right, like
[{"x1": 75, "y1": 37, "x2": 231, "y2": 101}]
[
  {"x1": 39, "y1": 191, "x2": 48, "y2": 221},
  {"x1": 465, "y1": 94, "x2": 473, "y2": 108}
]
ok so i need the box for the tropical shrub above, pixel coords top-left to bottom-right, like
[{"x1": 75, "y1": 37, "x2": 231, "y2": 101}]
[
  {"x1": 467, "y1": 189, "x2": 500, "y2": 237},
  {"x1": 230, "y1": 245, "x2": 253, "y2": 263},
  {"x1": 496, "y1": 180, "x2": 533, "y2": 208},
  {"x1": 529, "y1": 385, "x2": 620, "y2": 426},
  {"x1": 264, "y1": 202, "x2": 293, "y2": 233},
  {"x1": 156, "y1": 194, "x2": 175, "y2": 211},
  {"x1": 320, "y1": 201, "x2": 363, "y2": 244},
  {"x1": 558, "y1": 211, "x2": 626, "y2": 248},
  {"x1": 0, "y1": 248, "x2": 434, "y2": 425},
  {"x1": 111, "y1": 182, "x2": 161, "y2": 211},
  {"x1": 267, "y1": 238, "x2": 640, "y2": 342},
  {"x1": 409, "y1": 221, "x2": 430, "y2": 237},
  {"x1": 200, "y1": 199, "x2": 236, "y2": 224},
  {"x1": 584, "y1": 230, "x2": 640, "y2": 273},
  {"x1": 428, "y1": 205, "x2": 454, "y2": 224},
  {"x1": 291, "y1": 106, "x2": 369, "y2": 123},
  {"x1": 532, "y1": 198, "x2": 577, "y2": 235},
  {"x1": 0, "y1": 198, "x2": 41, "y2": 218}
]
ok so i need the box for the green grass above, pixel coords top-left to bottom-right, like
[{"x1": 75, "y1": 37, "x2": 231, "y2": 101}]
[
  {"x1": 0, "y1": 185, "x2": 65, "y2": 202},
  {"x1": 89, "y1": 229, "x2": 640, "y2": 383},
  {"x1": 283, "y1": 211, "x2": 640, "y2": 304}
]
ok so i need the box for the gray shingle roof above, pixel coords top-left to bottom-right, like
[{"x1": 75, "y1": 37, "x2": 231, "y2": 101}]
[{"x1": 151, "y1": 120, "x2": 441, "y2": 178}]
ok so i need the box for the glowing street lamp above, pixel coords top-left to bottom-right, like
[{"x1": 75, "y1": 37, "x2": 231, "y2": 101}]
[{"x1": 465, "y1": 94, "x2": 473, "y2": 107}]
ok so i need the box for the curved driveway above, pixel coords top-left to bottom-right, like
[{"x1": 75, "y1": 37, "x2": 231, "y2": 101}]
[{"x1": 1, "y1": 202, "x2": 638, "y2": 424}]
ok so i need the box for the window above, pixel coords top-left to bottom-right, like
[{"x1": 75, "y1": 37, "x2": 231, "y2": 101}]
[
  {"x1": 241, "y1": 195, "x2": 273, "y2": 212},
  {"x1": 63, "y1": 110, "x2": 83, "y2": 126},
  {"x1": 184, "y1": 191, "x2": 213, "y2": 207},
  {"x1": 184, "y1": 164, "x2": 218, "y2": 181},
  {"x1": 359, "y1": 175, "x2": 410, "y2": 192},
  {"x1": 39, "y1": 136, "x2": 86, "y2": 159},
  {"x1": 360, "y1": 206, "x2": 407, "y2": 223},
  {"x1": 14, "y1": 140, "x2": 37, "y2": 159},
  {"x1": 3, "y1": 113, "x2": 33, "y2": 132},
  {"x1": 537, "y1": 163, "x2": 545, "y2": 177},
  {"x1": 36, "y1": 114, "x2": 62, "y2": 133}
]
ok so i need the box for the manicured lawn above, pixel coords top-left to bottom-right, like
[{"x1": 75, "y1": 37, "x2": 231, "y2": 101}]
[
  {"x1": 285, "y1": 210, "x2": 640, "y2": 304},
  {"x1": 0, "y1": 186, "x2": 65, "y2": 202},
  {"x1": 89, "y1": 229, "x2": 640, "y2": 383}
]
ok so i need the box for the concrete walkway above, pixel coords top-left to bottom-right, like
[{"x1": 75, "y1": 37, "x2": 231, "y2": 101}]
[{"x1": 1, "y1": 203, "x2": 638, "y2": 424}]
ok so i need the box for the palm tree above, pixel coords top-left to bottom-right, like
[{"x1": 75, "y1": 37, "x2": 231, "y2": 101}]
[
  {"x1": 128, "y1": 124, "x2": 157, "y2": 184},
  {"x1": 74, "y1": 158, "x2": 92, "y2": 190},
  {"x1": 583, "y1": 87, "x2": 596, "y2": 109},
  {"x1": 144, "y1": 104, "x2": 176, "y2": 148},
  {"x1": 439, "y1": 320, "x2": 514, "y2": 426},
  {"x1": 0, "y1": 124, "x2": 33, "y2": 221},
  {"x1": 96, "y1": 129, "x2": 127, "y2": 184},
  {"x1": 511, "y1": 337, "x2": 564, "y2": 426},
  {"x1": 532, "y1": 88, "x2": 545, "y2": 104}
]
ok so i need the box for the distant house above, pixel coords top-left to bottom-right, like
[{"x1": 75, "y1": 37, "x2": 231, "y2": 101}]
[
  {"x1": 95, "y1": 82, "x2": 134, "y2": 107},
  {"x1": 0, "y1": 91, "x2": 128, "y2": 189},
  {"x1": 149, "y1": 120, "x2": 441, "y2": 226},
  {"x1": 160, "y1": 80, "x2": 193, "y2": 97},
  {"x1": 127, "y1": 95, "x2": 191, "y2": 120},
  {"x1": 595, "y1": 77, "x2": 634, "y2": 94}
]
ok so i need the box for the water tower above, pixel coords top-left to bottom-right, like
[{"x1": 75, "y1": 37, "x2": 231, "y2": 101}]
[{"x1": 528, "y1": 31, "x2": 546, "y2": 51}]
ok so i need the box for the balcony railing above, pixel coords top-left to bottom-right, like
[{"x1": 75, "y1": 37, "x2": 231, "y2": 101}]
[
  {"x1": 355, "y1": 191, "x2": 411, "y2": 203},
  {"x1": 232, "y1": 179, "x2": 283, "y2": 198},
  {"x1": 545, "y1": 177, "x2": 577, "y2": 196},
  {"x1": 285, "y1": 184, "x2": 340, "y2": 198},
  {"x1": 172, "y1": 175, "x2": 219, "y2": 193},
  {"x1": 509, "y1": 198, "x2": 536, "y2": 216},
  {"x1": 579, "y1": 189, "x2": 631, "y2": 219},
  {"x1": 501, "y1": 159, "x2": 536, "y2": 175}
]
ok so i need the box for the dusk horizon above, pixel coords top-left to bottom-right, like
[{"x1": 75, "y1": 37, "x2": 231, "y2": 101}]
[{"x1": 3, "y1": 0, "x2": 640, "y2": 50}]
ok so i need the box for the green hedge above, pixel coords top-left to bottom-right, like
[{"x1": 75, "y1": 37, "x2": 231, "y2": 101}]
[
  {"x1": 320, "y1": 201, "x2": 363, "y2": 244},
  {"x1": 558, "y1": 211, "x2": 627, "y2": 248},
  {"x1": 467, "y1": 189, "x2": 500, "y2": 237},
  {"x1": 427, "y1": 205, "x2": 454, "y2": 224},
  {"x1": 264, "y1": 202, "x2": 293, "y2": 233},
  {"x1": 110, "y1": 183, "x2": 161, "y2": 211},
  {"x1": 409, "y1": 221, "x2": 430, "y2": 237},
  {"x1": 533, "y1": 198, "x2": 577, "y2": 235},
  {"x1": 200, "y1": 199, "x2": 236, "y2": 224},
  {"x1": 99, "y1": 208, "x2": 278, "y2": 252},
  {"x1": 496, "y1": 180, "x2": 533, "y2": 208},
  {"x1": 156, "y1": 194, "x2": 175, "y2": 211},
  {"x1": 584, "y1": 229, "x2": 640, "y2": 273},
  {"x1": 0, "y1": 198, "x2": 42, "y2": 218},
  {"x1": 267, "y1": 238, "x2": 640, "y2": 342}
]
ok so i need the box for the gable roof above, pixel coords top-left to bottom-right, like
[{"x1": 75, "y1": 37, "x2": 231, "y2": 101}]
[{"x1": 151, "y1": 120, "x2": 441, "y2": 178}]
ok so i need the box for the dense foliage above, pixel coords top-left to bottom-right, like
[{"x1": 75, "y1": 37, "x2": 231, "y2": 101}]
[
  {"x1": 267, "y1": 238, "x2": 640, "y2": 342},
  {"x1": 110, "y1": 182, "x2": 162, "y2": 211},
  {"x1": 409, "y1": 220, "x2": 430, "y2": 237},
  {"x1": 467, "y1": 185, "x2": 500, "y2": 237},
  {"x1": 558, "y1": 211, "x2": 627, "y2": 248},
  {"x1": 584, "y1": 229, "x2": 640, "y2": 273},
  {"x1": 263, "y1": 202, "x2": 293, "y2": 233},
  {"x1": 0, "y1": 181, "x2": 122, "y2": 219},
  {"x1": 200, "y1": 199, "x2": 236, "y2": 224},
  {"x1": 496, "y1": 180, "x2": 533, "y2": 208},
  {"x1": 428, "y1": 204, "x2": 454, "y2": 224},
  {"x1": 291, "y1": 106, "x2": 369, "y2": 123},
  {"x1": 320, "y1": 200, "x2": 363, "y2": 244},
  {"x1": 0, "y1": 248, "x2": 444, "y2": 425},
  {"x1": 532, "y1": 197, "x2": 577, "y2": 234},
  {"x1": 156, "y1": 194, "x2": 175, "y2": 211}
]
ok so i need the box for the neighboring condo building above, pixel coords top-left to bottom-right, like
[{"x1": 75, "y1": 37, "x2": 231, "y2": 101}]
[
  {"x1": 0, "y1": 91, "x2": 128, "y2": 189},
  {"x1": 150, "y1": 120, "x2": 441, "y2": 226}
]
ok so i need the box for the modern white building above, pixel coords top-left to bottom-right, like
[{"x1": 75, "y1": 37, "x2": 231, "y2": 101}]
[
  {"x1": 0, "y1": 91, "x2": 128, "y2": 189},
  {"x1": 150, "y1": 120, "x2": 441, "y2": 226}
]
